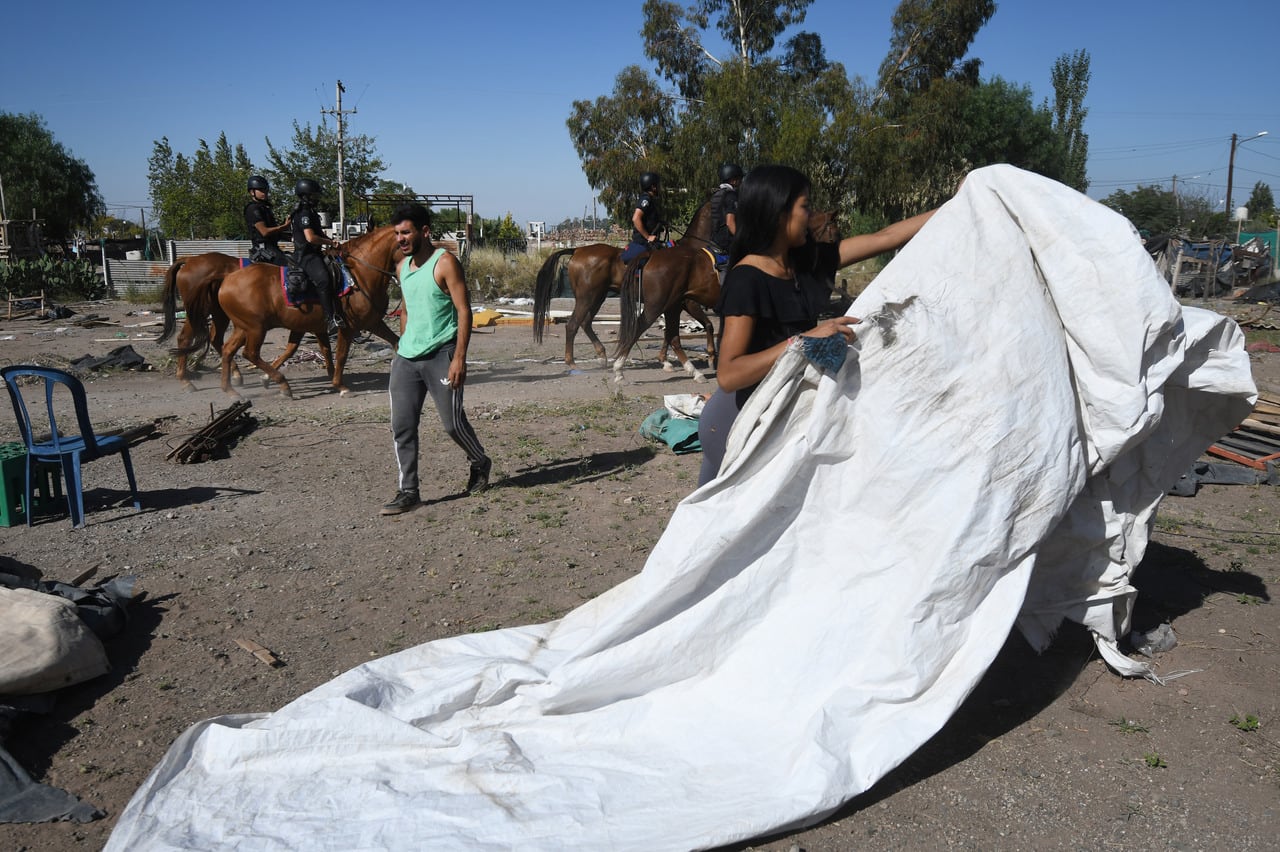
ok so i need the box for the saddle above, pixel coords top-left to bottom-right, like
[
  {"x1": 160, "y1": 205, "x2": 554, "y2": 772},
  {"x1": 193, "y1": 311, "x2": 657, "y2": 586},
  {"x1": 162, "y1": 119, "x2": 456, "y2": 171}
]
[{"x1": 282, "y1": 258, "x2": 352, "y2": 308}]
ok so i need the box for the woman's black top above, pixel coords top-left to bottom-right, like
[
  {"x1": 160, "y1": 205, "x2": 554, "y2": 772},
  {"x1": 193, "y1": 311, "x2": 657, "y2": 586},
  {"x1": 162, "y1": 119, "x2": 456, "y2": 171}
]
[{"x1": 717, "y1": 241, "x2": 840, "y2": 405}]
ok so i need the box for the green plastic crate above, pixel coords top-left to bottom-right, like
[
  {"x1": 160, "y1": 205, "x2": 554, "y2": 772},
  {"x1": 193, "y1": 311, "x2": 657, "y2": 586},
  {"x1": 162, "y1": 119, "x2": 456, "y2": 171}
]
[{"x1": 0, "y1": 441, "x2": 65, "y2": 526}]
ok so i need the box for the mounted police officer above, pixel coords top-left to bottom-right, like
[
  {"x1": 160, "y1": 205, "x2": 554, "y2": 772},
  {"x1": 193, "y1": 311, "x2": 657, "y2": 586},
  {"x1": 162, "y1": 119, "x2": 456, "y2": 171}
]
[
  {"x1": 244, "y1": 175, "x2": 290, "y2": 265},
  {"x1": 290, "y1": 178, "x2": 345, "y2": 330},
  {"x1": 621, "y1": 171, "x2": 664, "y2": 263},
  {"x1": 709, "y1": 163, "x2": 743, "y2": 260}
]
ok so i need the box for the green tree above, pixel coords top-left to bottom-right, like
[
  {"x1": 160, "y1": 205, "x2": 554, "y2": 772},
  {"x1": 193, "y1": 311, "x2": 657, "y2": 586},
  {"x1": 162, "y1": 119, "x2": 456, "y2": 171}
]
[
  {"x1": 1049, "y1": 49, "x2": 1090, "y2": 192},
  {"x1": 567, "y1": 65, "x2": 676, "y2": 222},
  {"x1": 0, "y1": 112, "x2": 104, "y2": 247},
  {"x1": 1244, "y1": 181, "x2": 1276, "y2": 228},
  {"x1": 263, "y1": 120, "x2": 386, "y2": 219},
  {"x1": 1100, "y1": 185, "x2": 1181, "y2": 235},
  {"x1": 642, "y1": 0, "x2": 816, "y2": 99},
  {"x1": 876, "y1": 0, "x2": 994, "y2": 103},
  {"x1": 148, "y1": 133, "x2": 253, "y2": 238},
  {"x1": 92, "y1": 215, "x2": 144, "y2": 239}
]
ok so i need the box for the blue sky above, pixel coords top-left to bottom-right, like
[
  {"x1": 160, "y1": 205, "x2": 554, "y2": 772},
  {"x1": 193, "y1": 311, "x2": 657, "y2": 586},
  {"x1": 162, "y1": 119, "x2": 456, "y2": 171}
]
[{"x1": 3, "y1": 1, "x2": 1277, "y2": 229}]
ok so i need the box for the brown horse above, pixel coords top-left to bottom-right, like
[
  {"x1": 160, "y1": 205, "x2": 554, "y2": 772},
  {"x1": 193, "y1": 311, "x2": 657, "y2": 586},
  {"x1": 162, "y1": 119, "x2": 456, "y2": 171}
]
[
  {"x1": 157, "y1": 254, "x2": 330, "y2": 392},
  {"x1": 171, "y1": 225, "x2": 402, "y2": 398},
  {"x1": 531, "y1": 201, "x2": 715, "y2": 368},
  {"x1": 610, "y1": 210, "x2": 841, "y2": 384},
  {"x1": 157, "y1": 254, "x2": 244, "y2": 388},
  {"x1": 532, "y1": 244, "x2": 624, "y2": 367}
]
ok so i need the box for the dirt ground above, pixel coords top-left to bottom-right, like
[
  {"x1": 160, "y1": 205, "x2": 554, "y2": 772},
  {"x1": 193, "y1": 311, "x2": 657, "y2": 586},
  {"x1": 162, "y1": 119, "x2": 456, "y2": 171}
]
[{"x1": 1, "y1": 296, "x2": 1276, "y2": 851}]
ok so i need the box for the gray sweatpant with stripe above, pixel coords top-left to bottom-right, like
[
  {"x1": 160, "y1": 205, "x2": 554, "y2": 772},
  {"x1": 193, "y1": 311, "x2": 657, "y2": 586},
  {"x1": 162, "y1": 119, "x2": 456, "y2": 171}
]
[{"x1": 388, "y1": 344, "x2": 488, "y2": 494}]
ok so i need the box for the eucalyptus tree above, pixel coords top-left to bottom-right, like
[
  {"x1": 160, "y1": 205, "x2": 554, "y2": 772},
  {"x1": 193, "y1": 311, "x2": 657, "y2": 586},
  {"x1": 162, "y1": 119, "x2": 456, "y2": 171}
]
[
  {"x1": 567, "y1": 64, "x2": 677, "y2": 223},
  {"x1": 570, "y1": 0, "x2": 830, "y2": 225}
]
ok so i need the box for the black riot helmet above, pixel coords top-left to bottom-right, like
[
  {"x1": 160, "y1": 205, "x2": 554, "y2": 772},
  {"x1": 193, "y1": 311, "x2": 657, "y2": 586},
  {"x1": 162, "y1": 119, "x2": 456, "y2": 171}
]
[
  {"x1": 639, "y1": 171, "x2": 661, "y2": 192},
  {"x1": 247, "y1": 175, "x2": 270, "y2": 193},
  {"x1": 295, "y1": 178, "x2": 321, "y2": 199},
  {"x1": 718, "y1": 163, "x2": 743, "y2": 183}
]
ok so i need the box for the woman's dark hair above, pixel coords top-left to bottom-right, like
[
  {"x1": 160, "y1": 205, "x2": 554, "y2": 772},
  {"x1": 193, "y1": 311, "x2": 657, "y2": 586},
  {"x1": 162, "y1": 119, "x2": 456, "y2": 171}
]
[{"x1": 729, "y1": 164, "x2": 812, "y2": 267}]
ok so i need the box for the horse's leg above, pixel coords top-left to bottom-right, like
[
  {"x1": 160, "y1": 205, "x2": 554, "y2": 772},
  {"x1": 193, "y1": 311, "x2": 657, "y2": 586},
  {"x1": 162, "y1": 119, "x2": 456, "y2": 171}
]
[
  {"x1": 661, "y1": 306, "x2": 707, "y2": 383},
  {"x1": 269, "y1": 330, "x2": 306, "y2": 374},
  {"x1": 211, "y1": 314, "x2": 243, "y2": 386},
  {"x1": 220, "y1": 327, "x2": 247, "y2": 398},
  {"x1": 612, "y1": 299, "x2": 665, "y2": 384},
  {"x1": 682, "y1": 301, "x2": 715, "y2": 379},
  {"x1": 175, "y1": 317, "x2": 196, "y2": 391},
  {"x1": 240, "y1": 327, "x2": 294, "y2": 399},
  {"x1": 329, "y1": 330, "x2": 352, "y2": 396},
  {"x1": 578, "y1": 287, "x2": 613, "y2": 366},
  {"x1": 365, "y1": 318, "x2": 400, "y2": 351}
]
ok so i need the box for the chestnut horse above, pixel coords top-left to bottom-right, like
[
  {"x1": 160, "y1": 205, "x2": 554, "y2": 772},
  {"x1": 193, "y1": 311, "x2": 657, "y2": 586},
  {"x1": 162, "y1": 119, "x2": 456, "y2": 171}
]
[
  {"x1": 531, "y1": 200, "x2": 715, "y2": 368},
  {"x1": 170, "y1": 225, "x2": 402, "y2": 398},
  {"x1": 610, "y1": 210, "x2": 841, "y2": 384},
  {"x1": 156, "y1": 253, "x2": 315, "y2": 390}
]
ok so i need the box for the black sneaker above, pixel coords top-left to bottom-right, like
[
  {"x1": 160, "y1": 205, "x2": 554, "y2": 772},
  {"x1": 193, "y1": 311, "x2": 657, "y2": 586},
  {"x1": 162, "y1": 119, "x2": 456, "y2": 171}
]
[
  {"x1": 380, "y1": 490, "x2": 420, "y2": 516},
  {"x1": 466, "y1": 458, "x2": 492, "y2": 495}
]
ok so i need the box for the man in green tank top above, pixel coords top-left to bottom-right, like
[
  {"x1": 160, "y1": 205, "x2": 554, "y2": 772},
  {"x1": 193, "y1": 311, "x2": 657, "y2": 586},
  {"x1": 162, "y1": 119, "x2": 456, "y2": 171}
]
[{"x1": 381, "y1": 203, "x2": 491, "y2": 515}]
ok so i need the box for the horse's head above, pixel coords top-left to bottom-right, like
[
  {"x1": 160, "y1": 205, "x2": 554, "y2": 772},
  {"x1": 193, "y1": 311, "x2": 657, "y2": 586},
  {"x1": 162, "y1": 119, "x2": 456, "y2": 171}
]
[
  {"x1": 809, "y1": 210, "x2": 840, "y2": 244},
  {"x1": 676, "y1": 198, "x2": 714, "y2": 247},
  {"x1": 341, "y1": 225, "x2": 403, "y2": 280}
]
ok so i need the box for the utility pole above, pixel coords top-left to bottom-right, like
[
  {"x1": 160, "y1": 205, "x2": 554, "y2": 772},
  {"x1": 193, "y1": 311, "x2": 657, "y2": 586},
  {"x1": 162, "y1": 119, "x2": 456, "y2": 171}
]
[
  {"x1": 321, "y1": 80, "x2": 356, "y2": 238},
  {"x1": 1225, "y1": 133, "x2": 1239, "y2": 223},
  {"x1": 1225, "y1": 131, "x2": 1270, "y2": 227}
]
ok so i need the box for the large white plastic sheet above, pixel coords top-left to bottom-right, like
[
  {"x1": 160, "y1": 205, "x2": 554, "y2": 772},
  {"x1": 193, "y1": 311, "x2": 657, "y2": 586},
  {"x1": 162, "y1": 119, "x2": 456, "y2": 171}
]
[{"x1": 106, "y1": 166, "x2": 1256, "y2": 851}]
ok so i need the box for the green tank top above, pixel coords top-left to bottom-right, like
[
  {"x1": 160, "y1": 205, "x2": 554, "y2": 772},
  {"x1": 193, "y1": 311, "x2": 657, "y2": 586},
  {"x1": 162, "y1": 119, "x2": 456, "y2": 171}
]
[{"x1": 398, "y1": 249, "x2": 457, "y2": 358}]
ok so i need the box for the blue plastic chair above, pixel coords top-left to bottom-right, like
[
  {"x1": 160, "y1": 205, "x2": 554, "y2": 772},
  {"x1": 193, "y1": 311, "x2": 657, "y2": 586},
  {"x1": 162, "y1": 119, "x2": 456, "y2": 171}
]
[{"x1": 2, "y1": 365, "x2": 141, "y2": 528}]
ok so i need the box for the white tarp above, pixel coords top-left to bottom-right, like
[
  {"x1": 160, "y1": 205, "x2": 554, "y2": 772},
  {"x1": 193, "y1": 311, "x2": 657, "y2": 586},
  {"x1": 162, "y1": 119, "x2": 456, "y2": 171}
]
[{"x1": 106, "y1": 166, "x2": 1256, "y2": 851}]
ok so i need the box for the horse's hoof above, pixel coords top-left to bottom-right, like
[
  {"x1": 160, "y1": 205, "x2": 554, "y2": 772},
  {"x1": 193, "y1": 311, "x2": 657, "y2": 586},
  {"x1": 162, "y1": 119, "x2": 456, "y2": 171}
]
[
  {"x1": 692, "y1": 372, "x2": 708, "y2": 383},
  {"x1": 279, "y1": 387, "x2": 294, "y2": 399},
  {"x1": 662, "y1": 362, "x2": 676, "y2": 373},
  {"x1": 338, "y1": 387, "x2": 352, "y2": 397},
  {"x1": 261, "y1": 374, "x2": 273, "y2": 388},
  {"x1": 232, "y1": 374, "x2": 244, "y2": 387}
]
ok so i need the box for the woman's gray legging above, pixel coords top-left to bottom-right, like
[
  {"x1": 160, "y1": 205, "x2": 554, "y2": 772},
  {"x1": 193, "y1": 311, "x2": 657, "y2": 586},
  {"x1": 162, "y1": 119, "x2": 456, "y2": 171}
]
[{"x1": 697, "y1": 387, "x2": 742, "y2": 486}]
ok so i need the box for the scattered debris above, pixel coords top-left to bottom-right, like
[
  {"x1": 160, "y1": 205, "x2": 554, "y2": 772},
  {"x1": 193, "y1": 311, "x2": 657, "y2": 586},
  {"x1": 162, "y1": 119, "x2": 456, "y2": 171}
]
[
  {"x1": 167, "y1": 401, "x2": 256, "y2": 463},
  {"x1": 1208, "y1": 388, "x2": 1280, "y2": 470},
  {"x1": 234, "y1": 638, "x2": 282, "y2": 667},
  {"x1": 70, "y1": 345, "x2": 152, "y2": 372}
]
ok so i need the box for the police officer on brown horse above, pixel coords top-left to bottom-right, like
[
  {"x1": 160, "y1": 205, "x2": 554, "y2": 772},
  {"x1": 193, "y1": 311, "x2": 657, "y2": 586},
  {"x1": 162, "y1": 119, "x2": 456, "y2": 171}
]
[
  {"x1": 290, "y1": 178, "x2": 345, "y2": 332},
  {"x1": 244, "y1": 175, "x2": 291, "y2": 265},
  {"x1": 622, "y1": 171, "x2": 664, "y2": 263},
  {"x1": 710, "y1": 163, "x2": 743, "y2": 262}
]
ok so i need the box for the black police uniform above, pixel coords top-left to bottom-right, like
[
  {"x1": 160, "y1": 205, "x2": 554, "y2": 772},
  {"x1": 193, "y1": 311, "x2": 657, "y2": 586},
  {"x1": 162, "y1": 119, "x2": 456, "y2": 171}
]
[
  {"x1": 290, "y1": 200, "x2": 340, "y2": 324},
  {"x1": 244, "y1": 199, "x2": 288, "y2": 265},
  {"x1": 622, "y1": 194, "x2": 663, "y2": 263},
  {"x1": 710, "y1": 184, "x2": 738, "y2": 256}
]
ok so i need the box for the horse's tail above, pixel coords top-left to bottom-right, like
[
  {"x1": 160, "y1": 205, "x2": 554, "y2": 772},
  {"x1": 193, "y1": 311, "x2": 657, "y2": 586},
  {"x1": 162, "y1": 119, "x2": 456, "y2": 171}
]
[
  {"x1": 613, "y1": 255, "x2": 647, "y2": 361},
  {"x1": 532, "y1": 248, "x2": 575, "y2": 343},
  {"x1": 172, "y1": 267, "x2": 220, "y2": 358},
  {"x1": 156, "y1": 260, "x2": 186, "y2": 345}
]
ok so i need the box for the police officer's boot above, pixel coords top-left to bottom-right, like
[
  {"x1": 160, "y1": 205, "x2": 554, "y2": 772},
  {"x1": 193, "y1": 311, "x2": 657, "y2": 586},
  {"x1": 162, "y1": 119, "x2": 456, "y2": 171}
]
[{"x1": 316, "y1": 286, "x2": 342, "y2": 337}]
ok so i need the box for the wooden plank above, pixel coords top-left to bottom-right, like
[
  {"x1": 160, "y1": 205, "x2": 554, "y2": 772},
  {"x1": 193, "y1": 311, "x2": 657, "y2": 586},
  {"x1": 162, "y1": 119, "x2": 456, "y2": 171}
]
[
  {"x1": 1206, "y1": 445, "x2": 1267, "y2": 470},
  {"x1": 1240, "y1": 419, "x2": 1280, "y2": 438}
]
